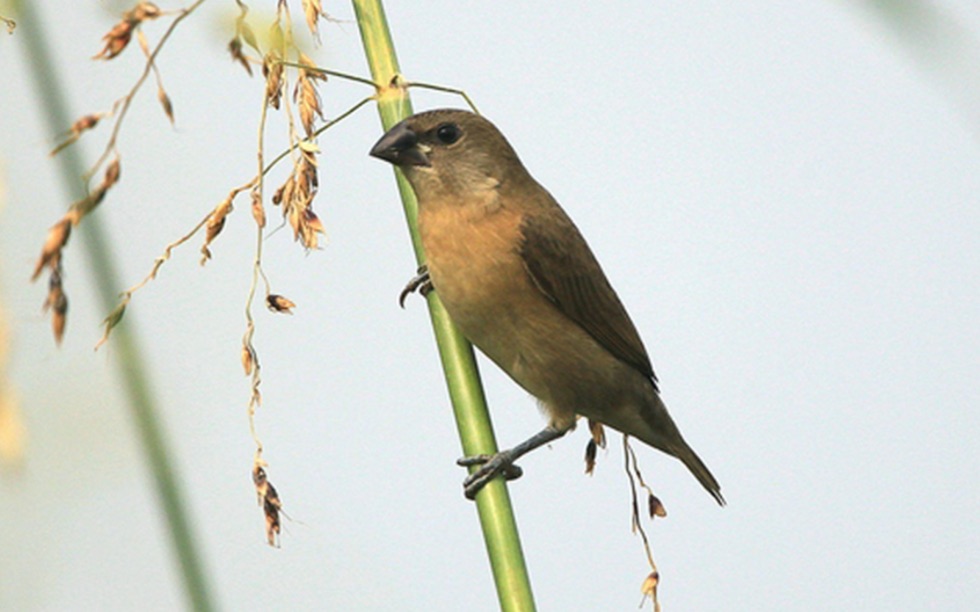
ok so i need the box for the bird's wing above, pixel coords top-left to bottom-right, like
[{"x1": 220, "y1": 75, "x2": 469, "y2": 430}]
[{"x1": 519, "y1": 209, "x2": 658, "y2": 385}]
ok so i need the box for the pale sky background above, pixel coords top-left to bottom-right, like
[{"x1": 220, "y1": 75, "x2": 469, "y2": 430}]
[{"x1": 1, "y1": 1, "x2": 979, "y2": 611}]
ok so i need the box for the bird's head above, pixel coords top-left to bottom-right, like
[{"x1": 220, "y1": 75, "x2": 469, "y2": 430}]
[{"x1": 369, "y1": 109, "x2": 524, "y2": 198}]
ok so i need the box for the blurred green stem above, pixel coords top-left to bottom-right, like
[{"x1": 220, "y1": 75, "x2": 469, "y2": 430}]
[
  {"x1": 12, "y1": 2, "x2": 215, "y2": 610},
  {"x1": 352, "y1": 2, "x2": 537, "y2": 611}
]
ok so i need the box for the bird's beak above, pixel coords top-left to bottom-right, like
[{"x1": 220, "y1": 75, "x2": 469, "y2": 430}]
[{"x1": 369, "y1": 122, "x2": 431, "y2": 168}]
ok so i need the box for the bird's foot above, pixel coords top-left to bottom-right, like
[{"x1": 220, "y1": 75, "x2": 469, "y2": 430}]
[
  {"x1": 455, "y1": 426, "x2": 568, "y2": 500},
  {"x1": 399, "y1": 264, "x2": 432, "y2": 308},
  {"x1": 457, "y1": 452, "x2": 524, "y2": 500}
]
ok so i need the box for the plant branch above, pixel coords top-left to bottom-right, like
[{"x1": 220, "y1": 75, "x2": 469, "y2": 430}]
[
  {"x1": 13, "y1": 1, "x2": 215, "y2": 609},
  {"x1": 352, "y1": 1, "x2": 537, "y2": 610}
]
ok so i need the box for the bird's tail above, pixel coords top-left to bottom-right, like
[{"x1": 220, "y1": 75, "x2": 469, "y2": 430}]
[
  {"x1": 628, "y1": 389, "x2": 725, "y2": 505},
  {"x1": 673, "y1": 441, "x2": 725, "y2": 506}
]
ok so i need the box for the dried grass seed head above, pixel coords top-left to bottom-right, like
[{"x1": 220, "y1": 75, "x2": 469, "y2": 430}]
[
  {"x1": 103, "y1": 158, "x2": 121, "y2": 188},
  {"x1": 32, "y1": 217, "x2": 72, "y2": 281},
  {"x1": 266, "y1": 294, "x2": 296, "y2": 314},
  {"x1": 92, "y1": 3, "x2": 161, "y2": 61},
  {"x1": 228, "y1": 38, "x2": 253, "y2": 76},
  {"x1": 94, "y1": 20, "x2": 134, "y2": 60},
  {"x1": 250, "y1": 186, "x2": 266, "y2": 228},
  {"x1": 301, "y1": 0, "x2": 327, "y2": 40},
  {"x1": 262, "y1": 52, "x2": 284, "y2": 109}
]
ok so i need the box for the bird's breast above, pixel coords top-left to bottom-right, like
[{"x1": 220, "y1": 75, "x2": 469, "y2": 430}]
[
  {"x1": 416, "y1": 193, "x2": 645, "y2": 431},
  {"x1": 418, "y1": 197, "x2": 527, "y2": 322}
]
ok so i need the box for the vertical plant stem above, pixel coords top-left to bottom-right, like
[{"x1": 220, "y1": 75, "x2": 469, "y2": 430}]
[
  {"x1": 352, "y1": 2, "x2": 537, "y2": 611},
  {"x1": 12, "y1": 2, "x2": 215, "y2": 610}
]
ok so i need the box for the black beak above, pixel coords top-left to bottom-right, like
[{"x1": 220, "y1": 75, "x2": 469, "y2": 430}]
[{"x1": 369, "y1": 121, "x2": 431, "y2": 167}]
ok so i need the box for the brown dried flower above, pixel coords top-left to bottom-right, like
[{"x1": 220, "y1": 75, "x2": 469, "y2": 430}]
[
  {"x1": 262, "y1": 52, "x2": 284, "y2": 109},
  {"x1": 648, "y1": 493, "x2": 667, "y2": 519},
  {"x1": 299, "y1": 208, "x2": 325, "y2": 248},
  {"x1": 200, "y1": 197, "x2": 233, "y2": 263},
  {"x1": 301, "y1": 0, "x2": 326, "y2": 40},
  {"x1": 43, "y1": 271, "x2": 68, "y2": 345},
  {"x1": 295, "y1": 53, "x2": 325, "y2": 137},
  {"x1": 50, "y1": 114, "x2": 105, "y2": 156},
  {"x1": 241, "y1": 342, "x2": 255, "y2": 376},
  {"x1": 93, "y1": 20, "x2": 134, "y2": 60},
  {"x1": 32, "y1": 217, "x2": 72, "y2": 281},
  {"x1": 639, "y1": 571, "x2": 660, "y2": 610},
  {"x1": 95, "y1": 301, "x2": 128, "y2": 350},
  {"x1": 266, "y1": 294, "x2": 296, "y2": 315},
  {"x1": 589, "y1": 418, "x2": 606, "y2": 448},
  {"x1": 584, "y1": 418, "x2": 606, "y2": 474},
  {"x1": 92, "y1": 2, "x2": 162, "y2": 61},
  {"x1": 250, "y1": 186, "x2": 265, "y2": 228},
  {"x1": 585, "y1": 438, "x2": 598, "y2": 475},
  {"x1": 157, "y1": 86, "x2": 175, "y2": 124},
  {"x1": 103, "y1": 158, "x2": 121, "y2": 188},
  {"x1": 275, "y1": 144, "x2": 325, "y2": 250},
  {"x1": 295, "y1": 77, "x2": 323, "y2": 137},
  {"x1": 253, "y1": 464, "x2": 282, "y2": 547},
  {"x1": 228, "y1": 38, "x2": 253, "y2": 76}
]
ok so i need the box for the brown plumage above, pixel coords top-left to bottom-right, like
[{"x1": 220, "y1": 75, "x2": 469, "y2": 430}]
[{"x1": 371, "y1": 109, "x2": 723, "y2": 505}]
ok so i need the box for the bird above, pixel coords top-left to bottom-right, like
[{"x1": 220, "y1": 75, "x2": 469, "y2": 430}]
[{"x1": 370, "y1": 109, "x2": 723, "y2": 505}]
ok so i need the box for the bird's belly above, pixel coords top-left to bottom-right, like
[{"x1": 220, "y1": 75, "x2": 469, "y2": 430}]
[{"x1": 419, "y1": 203, "x2": 644, "y2": 429}]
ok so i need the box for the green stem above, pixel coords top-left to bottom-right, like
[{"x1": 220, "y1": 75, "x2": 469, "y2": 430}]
[
  {"x1": 351, "y1": 2, "x2": 537, "y2": 611},
  {"x1": 12, "y1": 2, "x2": 215, "y2": 610}
]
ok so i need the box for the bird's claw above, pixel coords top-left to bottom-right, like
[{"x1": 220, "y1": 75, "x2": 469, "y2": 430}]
[
  {"x1": 457, "y1": 452, "x2": 524, "y2": 500},
  {"x1": 399, "y1": 264, "x2": 433, "y2": 308}
]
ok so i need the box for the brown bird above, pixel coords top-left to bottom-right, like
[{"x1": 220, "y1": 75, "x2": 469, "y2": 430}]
[{"x1": 370, "y1": 109, "x2": 723, "y2": 505}]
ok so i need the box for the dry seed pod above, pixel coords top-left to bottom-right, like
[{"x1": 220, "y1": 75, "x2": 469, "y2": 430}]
[
  {"x1": 206, "y1": 217, "x2": 227, "y2": 242},
  {"x1": 253, "y1": 464, "x2": 282, "y2": 547},
  {"x1": 241, "y1": 343, "x2": 255, "y2": 376},
  {"x1": 228, "y1": 38, "x2": 253, "y2": 76},
  {"x1": 299, "y1": 208, "x2": 325, "y2": 249},
  {"x1": 93, "y1": 2, "x2": 161, "y2": 60},
  {"x1": 157, "y1": 87, "x2": 175, "y2": 124},
  {"x1": 266, "y1": 294, "x2": 296, "y2": 314},
  {"x1": 45, "y1": 284, "x2": 68, "y2": 345},
  {"x1": 95, "y1": 302, "x2": 127, "y2": 350},
  {"x1": 648, "y1": 493, "x2": 667, "y2": 519},
  {"x1": 51, "y1": 305, "x2": 67, "y2": 345},
  {"x1": 93, "y1": 20, "x2": 133, "y2": 60},
  {"x1": 271, "y1": 182, "x2": 287, "y2": 206},
  {"x1": 250, "y1": 188, "x2": 265, "y2": 228},
  {"x1": 584, "y1": 438, "x2": 598, "y2": 475},
  {"x1": 302, "y1": 0, "x2": 325, "y2": 39},
  {"x1": 32, "y1": 217, "x2": 72, "y2": 281},
  {"x1": 639, "y1": 571, "x2": 660, "y2": 608},
  {"x1": 50, "y1": 114, "x2": 104, "y2": 156},
  {"x1": 296, "y1": 77, "x2": 322, "y2": 137},
  {"x1": 201, "y1": 196, "x2": 233, "y2": 259},
  {"x1": 262, "y1": 52, "x2": 284, "y2": 109},
  {"x1": 103, "y1": 158, "x2": 121, "y2": 188},
  {"x1": 303, "y1": 208, "x2": 324, "y2": 234},
  {"x1": 73, "y1": 114, "x2": 101, "y2": 133},
  {"x1": 588, "y1": 418, "x2": 606, "y2": 449}
]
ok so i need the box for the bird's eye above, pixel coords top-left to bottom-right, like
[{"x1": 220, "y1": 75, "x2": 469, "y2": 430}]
[{"x1": 435, "y1": 123, "x2": 461, "y2": 144}]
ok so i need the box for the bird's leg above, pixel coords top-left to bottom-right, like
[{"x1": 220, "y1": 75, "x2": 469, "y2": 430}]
[
  {"x1": 398, "y1": 264, "x2": 433, "y2": 308},
  {"x1": 457, "y1": 425, "x2": 568, "y2": 500}
]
